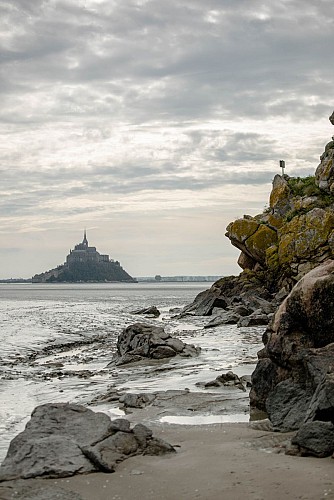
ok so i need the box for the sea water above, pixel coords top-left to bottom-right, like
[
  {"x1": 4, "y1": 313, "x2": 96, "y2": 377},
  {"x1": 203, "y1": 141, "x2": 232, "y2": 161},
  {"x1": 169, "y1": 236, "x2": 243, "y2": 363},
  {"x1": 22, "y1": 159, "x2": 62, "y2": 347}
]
[{"x1": 0, "y1": 282, "x2": 264, "y2": 461}]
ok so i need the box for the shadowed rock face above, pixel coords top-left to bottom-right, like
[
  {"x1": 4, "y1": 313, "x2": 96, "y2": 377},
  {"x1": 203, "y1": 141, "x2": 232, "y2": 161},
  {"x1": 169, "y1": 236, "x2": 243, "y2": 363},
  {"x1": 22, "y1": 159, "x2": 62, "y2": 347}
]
[
  {"x1": 109, "y1": 323, "x2": 200, "y2": 366},
  {"x1": 0, "y1": 403, "x2": 175, "y2": 481},
  {"x1": 250, "y1": 261, "x2": 334, "y2": 456}
]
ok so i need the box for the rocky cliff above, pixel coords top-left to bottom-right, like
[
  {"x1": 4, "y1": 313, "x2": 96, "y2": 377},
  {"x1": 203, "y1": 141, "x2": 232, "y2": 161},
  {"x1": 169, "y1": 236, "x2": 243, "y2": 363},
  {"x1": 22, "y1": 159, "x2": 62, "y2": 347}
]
[
  {"x1": 181, "y1": 114, "x2": 334, "y2": 457},
  {"x1": 183, "y1": 119, "x2": 334, "y2": 321},
  {"x1": 225, "y1": 135, "x2": 334, "y2": 292}
]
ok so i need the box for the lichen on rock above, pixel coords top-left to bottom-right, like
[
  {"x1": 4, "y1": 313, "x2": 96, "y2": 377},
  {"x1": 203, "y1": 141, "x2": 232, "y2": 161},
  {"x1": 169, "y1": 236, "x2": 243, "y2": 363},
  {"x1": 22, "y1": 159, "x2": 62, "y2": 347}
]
[{"x1": 225, "y1": 129, "x2": 334, "y2": 290}]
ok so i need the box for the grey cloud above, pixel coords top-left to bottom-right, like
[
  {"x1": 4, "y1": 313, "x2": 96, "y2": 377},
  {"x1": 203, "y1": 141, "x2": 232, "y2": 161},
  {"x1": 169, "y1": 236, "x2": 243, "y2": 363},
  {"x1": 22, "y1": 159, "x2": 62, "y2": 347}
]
[{"x1": 0, "y1": 0, "x2": 333, "y2": 218}]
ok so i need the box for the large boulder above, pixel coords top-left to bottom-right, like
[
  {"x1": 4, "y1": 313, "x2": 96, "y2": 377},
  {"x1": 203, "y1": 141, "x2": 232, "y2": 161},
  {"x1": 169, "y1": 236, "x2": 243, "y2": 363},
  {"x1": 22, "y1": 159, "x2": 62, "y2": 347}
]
[
  {"x1": 0, "y1": 403, "x2": 175, "y2": 481},
  {"x1": 110, "y1": 323, "x2": 200, "y2": 366},
  {"x1": 226, "y1": 217, "x2": 277, "y2": 268},
  {"x1": 250, "y1": 261, "x2": 334, "y2": 455}
]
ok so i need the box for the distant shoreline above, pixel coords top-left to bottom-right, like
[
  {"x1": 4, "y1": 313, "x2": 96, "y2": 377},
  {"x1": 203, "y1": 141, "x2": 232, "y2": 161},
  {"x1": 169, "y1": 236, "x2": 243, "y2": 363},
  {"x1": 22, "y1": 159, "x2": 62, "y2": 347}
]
[{"x1": 0, "y1": 276, "x2": 222, "y2": 284}]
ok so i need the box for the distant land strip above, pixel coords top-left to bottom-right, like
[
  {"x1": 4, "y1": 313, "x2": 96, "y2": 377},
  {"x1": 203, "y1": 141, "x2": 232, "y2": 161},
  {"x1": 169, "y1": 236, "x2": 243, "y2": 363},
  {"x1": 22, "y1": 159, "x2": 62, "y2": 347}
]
[{"x1": 0, "y1": 276, "x2": 222, "y2": 284}]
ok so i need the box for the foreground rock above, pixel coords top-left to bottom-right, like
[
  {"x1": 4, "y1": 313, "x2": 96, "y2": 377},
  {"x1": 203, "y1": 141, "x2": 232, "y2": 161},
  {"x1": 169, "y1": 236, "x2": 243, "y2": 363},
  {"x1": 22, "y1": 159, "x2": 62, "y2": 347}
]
[
  {"x1": 109, "y1": 323, "x2": 200, "y2": 366},
  {"x1": 0, "y1": 403, "x2": 175, "y2": 481},
  {"x1": 250, "y1": 261, "x2": 334, "y2": 457}
]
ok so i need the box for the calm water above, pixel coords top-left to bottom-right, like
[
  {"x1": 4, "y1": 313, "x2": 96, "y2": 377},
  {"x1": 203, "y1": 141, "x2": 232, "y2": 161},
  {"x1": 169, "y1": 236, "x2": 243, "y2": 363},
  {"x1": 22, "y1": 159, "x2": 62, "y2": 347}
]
[{"x1": 0, "y1": 282, "x2": 264, "y2": 461}]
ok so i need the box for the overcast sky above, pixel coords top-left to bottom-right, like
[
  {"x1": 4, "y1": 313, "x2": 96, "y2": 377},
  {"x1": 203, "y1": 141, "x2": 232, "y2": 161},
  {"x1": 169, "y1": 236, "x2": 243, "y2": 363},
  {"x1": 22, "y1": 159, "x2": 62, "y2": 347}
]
[{"x1": 1, "y1": 0, "x2": 333, "y2": 279}]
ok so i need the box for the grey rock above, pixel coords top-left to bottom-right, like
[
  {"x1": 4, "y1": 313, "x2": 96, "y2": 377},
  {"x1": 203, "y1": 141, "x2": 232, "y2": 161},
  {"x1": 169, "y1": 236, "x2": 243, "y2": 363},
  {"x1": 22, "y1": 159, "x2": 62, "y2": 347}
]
[
  {"x1": 179, "y1": 343, "x2": 201, "y2": 357},
  {"x1": 110, "y1": 323, "x2": 200, "y2": 365},
  {"x1": 251, "y1": 261, "x2": 334, "y2": 433},
  {"x1": 292, "y1": 421, "x2": 334, "y2": 457},
  {"x1": 237, "y1": 313, "x2": 269, "y2": 327},
  {"x1": 304, "y1": 371, "x2": 334, "y2": 423},
  {"x1": 109, "y1": 418, "x2": 131, "y2": 432},
  {"x1": 151, "y1": 345, "x2": 176, "y2": 359},
  {"x1": 119, "y1": 393, "x2": 156, "y2": 408},
  {"x1": 132, "y1": 306, "x2": 161, "y2": 317},
  {"x1": 6, "y1": 403, "x2": 115, "y2": 454},
  {"x1": 330, "y1": 111, "x2": 334, "y2": 125},
  {"x1": 165, "y1": 337, "x2": 185, "y2": 353},
  {"x1": 0, "y1": 403, "x2": 175, "y2": 481},
  {"x1": 0, "y1": 435, "x2": 96, "y2": 481},
  {"x1": 143, "y1": 437, "x2": 176, "y2": 456},
  {"x1": 202, "y1": 371, "x2": 247, "y2": 391},
  {"x1": 132, "y1": 423, "x2": 153, "y2": 448},
  {"x1": 82, "y1": 432, "x2": 139, "y2": 472},
  {"x1": 180, "y1": 287, "x2": 228, "y2": 316},
  {"x1": 204, "y1": 311, "x2": 240, "y2": 328},
  {"x1": 266, "y1": 380, "x2": 311, "y2": 431}
]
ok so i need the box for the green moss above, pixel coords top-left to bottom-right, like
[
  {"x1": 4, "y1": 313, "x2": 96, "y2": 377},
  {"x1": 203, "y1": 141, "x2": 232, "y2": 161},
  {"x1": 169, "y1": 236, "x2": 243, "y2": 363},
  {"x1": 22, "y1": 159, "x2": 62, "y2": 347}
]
[
  {"x1": 227, "y1": 219, "x2": 259, "y2": 243},
  {"x1": 269, "y1": 178, "x2": 291, "y2": 209},
  {"x1": 287, "y1": 176, "x2": 321, "y2": 197},
  {"x1": 245, "y1": 225, "x2": 278, "y2": 265},
  {"x1": 265, "y1": 245, "x2": 279, "y2": 271},
  {"x1": 278, "y1": 208, "x2": 334, "y2": 265}
]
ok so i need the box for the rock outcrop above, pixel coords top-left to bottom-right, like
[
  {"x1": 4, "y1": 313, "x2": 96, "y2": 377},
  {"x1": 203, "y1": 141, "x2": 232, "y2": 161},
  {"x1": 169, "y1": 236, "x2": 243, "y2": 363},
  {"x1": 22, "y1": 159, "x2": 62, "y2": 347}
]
[
  {"x1": 224, "y1": 115, "x2": 334, "y2": 291},
  {"x1": 0, "y1": 403, "x2": 175, "y2": 481},
  {"x1": 109, "y1": 323, "x2": 200, "y2": 366},
  {"x1": 184, "y1": 115, "x2": 334, "y2": 331},
  {"x1": 250, "y1": 261, "x2": 334, "y2": 457},
  {"x1": 181, "y1": 273, "x2": 277, "y2": 328}
]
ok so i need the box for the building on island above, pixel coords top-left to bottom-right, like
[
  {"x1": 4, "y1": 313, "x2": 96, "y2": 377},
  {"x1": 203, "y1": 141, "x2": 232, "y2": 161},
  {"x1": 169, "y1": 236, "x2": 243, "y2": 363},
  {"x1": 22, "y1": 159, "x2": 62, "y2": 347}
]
[{"x1": 32, "y1": 231, "x2": 136, "y2": 283}]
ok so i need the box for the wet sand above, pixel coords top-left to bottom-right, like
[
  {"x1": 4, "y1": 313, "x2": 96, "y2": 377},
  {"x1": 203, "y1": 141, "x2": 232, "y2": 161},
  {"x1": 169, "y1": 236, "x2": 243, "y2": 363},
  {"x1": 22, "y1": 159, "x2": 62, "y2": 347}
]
[{"x1": 1, "y1": 422, "x2": 333, "y2": 500}]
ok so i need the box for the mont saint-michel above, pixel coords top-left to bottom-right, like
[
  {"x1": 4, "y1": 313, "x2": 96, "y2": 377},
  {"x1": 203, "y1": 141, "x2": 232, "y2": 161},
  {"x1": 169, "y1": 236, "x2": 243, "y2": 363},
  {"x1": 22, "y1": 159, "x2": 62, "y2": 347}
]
[{"x1": 32, "y1": 231, "x2": 136, "y2": 283}]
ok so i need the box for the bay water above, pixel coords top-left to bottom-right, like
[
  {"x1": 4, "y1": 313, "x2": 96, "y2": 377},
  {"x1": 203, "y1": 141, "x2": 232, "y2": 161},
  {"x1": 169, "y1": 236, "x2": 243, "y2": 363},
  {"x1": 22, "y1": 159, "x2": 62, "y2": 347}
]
[{"x1": 0, "y1": 282, "x2": 264, "y2": 461}]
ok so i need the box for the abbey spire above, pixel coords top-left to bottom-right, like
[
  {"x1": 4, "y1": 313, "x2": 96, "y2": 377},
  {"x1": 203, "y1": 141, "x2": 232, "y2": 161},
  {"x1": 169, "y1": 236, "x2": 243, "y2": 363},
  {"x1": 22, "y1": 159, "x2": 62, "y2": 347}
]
[{"x1": 82, "y1": 229, "x2": 88, "y2": 247}]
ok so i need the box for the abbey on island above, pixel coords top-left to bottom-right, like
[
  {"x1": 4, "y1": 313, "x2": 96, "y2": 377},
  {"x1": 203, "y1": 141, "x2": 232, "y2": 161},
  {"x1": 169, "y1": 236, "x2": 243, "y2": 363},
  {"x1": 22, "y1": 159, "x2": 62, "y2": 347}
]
[{"x1": 32, "y1": 231, "x2": 136, "y2": 283}]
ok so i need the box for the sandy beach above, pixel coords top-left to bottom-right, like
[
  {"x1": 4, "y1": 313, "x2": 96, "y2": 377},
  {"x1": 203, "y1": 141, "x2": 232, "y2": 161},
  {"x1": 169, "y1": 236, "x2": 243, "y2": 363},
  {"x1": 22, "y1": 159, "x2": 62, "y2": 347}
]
[{"x1": 1, "y1": 422, "x2": 333, "y2": 500}]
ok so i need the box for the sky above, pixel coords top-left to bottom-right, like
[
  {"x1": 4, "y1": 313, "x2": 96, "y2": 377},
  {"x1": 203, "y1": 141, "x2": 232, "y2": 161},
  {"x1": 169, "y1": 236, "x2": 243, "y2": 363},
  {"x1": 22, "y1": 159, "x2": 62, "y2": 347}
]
[{"x1": 1, "y1": 0, "x2": 334, "y2": 279}]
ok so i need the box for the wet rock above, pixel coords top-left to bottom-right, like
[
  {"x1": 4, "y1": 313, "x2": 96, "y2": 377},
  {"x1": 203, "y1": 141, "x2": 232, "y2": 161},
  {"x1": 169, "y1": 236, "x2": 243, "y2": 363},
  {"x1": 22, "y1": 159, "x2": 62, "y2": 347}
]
[
  {"x1": 119, "y1": 393, "x2": 156, "y2": 408},
  {"x1": 0, "y1": 435, "x2": 95, "y2": 480},
  {"x1": 132, "y1": 306, "x2": 160, "y2": 317},
  {"x1": 151, "y1": 345, "x2": 176, "y2": 359},
  {"x1": 82, "y1": 432, "x2": 139, "y2": 472},
  {"x1": 291, "y1": 421, "x2": 334, "y2": 457},
  {"x1": 0, "y1": 403, "x2": 175, "y2": 482},
  {"x1": 237, "y1": 313, "x2": 269, "y2": 328},
  {"x1": 204, "y1": 311, "x2": 241, "y2": 328},
  {"x1": 110, "y1": 323, "x2": 200, "y2": 366},
  {"x1": 250, "y1": 261, "x2": 334, "y2": 456},
  {"x1": 132, "y1": 423, "x2": 153, "y2": 448},
  {"x1": 198, "y1": 371, "x2": 247, "y2": 391},
  {"x1": 180, "y1": 286, "x2": 228, "y2": 316},
  {"x1": 265, "y1": 380, "x2": 310, "y2": 431},
  {"x1": 144, "y1": 437, "x2": 176, "y2": 456},
  {"x1": 181, "y1": 274, "x2": 276, "y2": 321}
]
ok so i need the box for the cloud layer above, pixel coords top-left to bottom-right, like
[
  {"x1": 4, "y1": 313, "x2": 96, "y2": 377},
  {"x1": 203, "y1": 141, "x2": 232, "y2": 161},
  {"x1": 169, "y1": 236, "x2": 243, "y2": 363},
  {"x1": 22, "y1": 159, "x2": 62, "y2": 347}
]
[{"x1": 0, "y1": 0, "x2": 333, "y2": 277}]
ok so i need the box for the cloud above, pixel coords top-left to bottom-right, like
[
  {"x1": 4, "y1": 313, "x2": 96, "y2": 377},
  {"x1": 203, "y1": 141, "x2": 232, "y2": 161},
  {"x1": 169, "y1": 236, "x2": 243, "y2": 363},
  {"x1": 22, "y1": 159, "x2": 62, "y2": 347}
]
[{"x1": 0, "y1": 0, "x2": 333, "y2": 276}]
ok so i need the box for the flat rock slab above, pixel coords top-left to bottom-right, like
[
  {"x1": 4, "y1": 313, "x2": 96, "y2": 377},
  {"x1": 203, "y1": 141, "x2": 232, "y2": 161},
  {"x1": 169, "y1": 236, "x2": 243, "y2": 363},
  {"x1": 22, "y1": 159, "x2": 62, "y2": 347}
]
[{"x1": 118, "y1": 389, "x2": 250, "y2": 422}]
